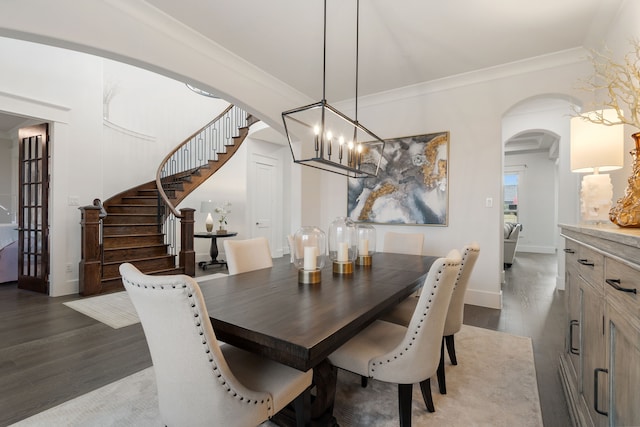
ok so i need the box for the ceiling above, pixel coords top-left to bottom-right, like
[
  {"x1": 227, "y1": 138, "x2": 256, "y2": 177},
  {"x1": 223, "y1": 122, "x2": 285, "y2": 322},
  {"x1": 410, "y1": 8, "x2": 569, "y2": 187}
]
[
  {"x1": 145, "y1": 0, "x2": 622, "y2": 101},
  {"x1": 0, "y1": 0, "x2": 625, "y2": 145}
]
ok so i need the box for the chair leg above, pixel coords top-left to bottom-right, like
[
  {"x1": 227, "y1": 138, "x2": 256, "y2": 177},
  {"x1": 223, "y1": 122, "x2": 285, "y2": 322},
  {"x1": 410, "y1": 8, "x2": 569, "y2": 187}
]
[
  {"x1": 293, "y1": 387, "x2": 311, "y2": 427},
  {"x1": 419, "y1": 378, "x2": 435, "y2": 413},
  {"x1": 398, "y1": 383, "x2": 413, "y2": 427},
  {"x1": 437, "y1": 338, "x2": 447, "y2": 394},
  {"x1": 445, "y1": 334, "x2": 457, "y2": 365},
  {"x1": 361, "y1": 375, "x2": 368, "y2": 388}
]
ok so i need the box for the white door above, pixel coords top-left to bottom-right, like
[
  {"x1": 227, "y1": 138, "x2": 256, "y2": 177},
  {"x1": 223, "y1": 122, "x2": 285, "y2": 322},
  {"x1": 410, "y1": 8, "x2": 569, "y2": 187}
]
[{"x1": 250, "y1": 154, "x2": 279, "y2": 256}]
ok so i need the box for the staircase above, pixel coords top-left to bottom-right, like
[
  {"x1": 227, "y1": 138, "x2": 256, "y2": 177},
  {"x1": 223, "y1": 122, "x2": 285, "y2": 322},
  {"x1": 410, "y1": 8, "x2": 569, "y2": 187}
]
[{"x1": 79, "y1": 105, "x2": 256, "y2": 295}]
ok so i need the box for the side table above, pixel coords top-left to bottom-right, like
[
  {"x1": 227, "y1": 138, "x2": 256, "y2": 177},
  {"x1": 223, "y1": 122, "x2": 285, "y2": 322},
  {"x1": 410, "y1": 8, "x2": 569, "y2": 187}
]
[{"x1": 194, "y1": 231, "x2": 238, "y2": 270}]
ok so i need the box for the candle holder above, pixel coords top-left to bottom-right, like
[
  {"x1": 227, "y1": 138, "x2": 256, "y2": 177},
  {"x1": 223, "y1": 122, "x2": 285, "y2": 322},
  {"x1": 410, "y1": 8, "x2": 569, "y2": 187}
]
[
  {"x1": 328, "y1": 217, "x2": 356, "y2": 275},
  {"x1": 293, "y1": 226, "x2": 326, "y2": 284},
  {"x1": 356, "y1": 223, "x2": 376, "y2": 267}
]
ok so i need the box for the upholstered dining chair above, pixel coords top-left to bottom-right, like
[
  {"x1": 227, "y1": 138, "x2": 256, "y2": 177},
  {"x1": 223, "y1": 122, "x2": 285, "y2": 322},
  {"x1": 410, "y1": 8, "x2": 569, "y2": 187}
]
[
  {"x1": 328, "y1": 252, "x2": 461, "y2": 426},
  {"x1": 119, "y1": 263, "x2": 312, "y2": 427},
  {"x1": 381, "y1": 243, "x2": 480, "y2": 395},
  {"x1": 383, "y1": 231, "x2": 424, "y2": 255},
  {"x1": 223, "y1": 236, "x2": 273, "y2": 275}
]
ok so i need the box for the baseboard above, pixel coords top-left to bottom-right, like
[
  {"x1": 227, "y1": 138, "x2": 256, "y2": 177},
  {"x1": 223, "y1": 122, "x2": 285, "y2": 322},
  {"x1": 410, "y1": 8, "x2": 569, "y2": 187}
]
[
  {"x1": 465, "y1": 288, "x2": 502, "y2": 309},
  {"x1": 517, "y1": 245, "x2": 556, "y2": 254},
  {"x1": 51, "y1": 279, "x2": 79, "y2": 297}
]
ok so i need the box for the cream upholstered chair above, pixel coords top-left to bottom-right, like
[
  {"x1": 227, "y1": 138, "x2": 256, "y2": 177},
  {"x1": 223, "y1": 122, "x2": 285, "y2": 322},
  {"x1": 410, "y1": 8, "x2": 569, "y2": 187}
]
[
  {"x1": 223, "y1": 237, "x2": 273, "y2": 275},
  {"x1": 328, "y1": 252, "x2": 461, "y2": 426},
  {"x1": 382, "y1": 243, "x2": 480, "y2": 395},
  {"x1": 383, "y1": 231, "x2": 424, "y2": 255},
  {"x1": 119, "y1": 263, "x2": 312, "y2": 427}
]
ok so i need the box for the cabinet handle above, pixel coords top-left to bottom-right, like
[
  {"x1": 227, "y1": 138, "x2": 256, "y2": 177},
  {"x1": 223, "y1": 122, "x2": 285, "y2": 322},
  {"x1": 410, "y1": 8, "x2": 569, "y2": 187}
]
[
  {"x1": 594, "y1": 368, "x2": 608, "y2": 416},
  {"x1": 563, "y1": 248, "x2": 575, "y2": 254},
  {"x1": 568, "y1": 320, "x2": 580, "y2": 355},
  {"x1": 605, "y1": 278, "x2": 637, "y2": 294},
  {"x1": 577, "y1": 259, "x2": 595, "y2": 267}
]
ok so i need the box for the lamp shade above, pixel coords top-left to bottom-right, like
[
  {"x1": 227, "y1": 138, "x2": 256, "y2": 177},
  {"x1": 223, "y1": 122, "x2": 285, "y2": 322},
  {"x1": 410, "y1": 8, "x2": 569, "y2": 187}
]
[
  {"x1": 570, "y1": 109, "x2": 624, "y2": 173},
  {"x1": 200, "y1": 200, "x2": 215, "y2": 213}
]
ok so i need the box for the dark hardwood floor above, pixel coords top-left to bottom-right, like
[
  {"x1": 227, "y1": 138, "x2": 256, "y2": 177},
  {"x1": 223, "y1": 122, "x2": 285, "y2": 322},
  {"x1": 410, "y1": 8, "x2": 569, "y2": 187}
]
[{"x1": 0, "y1": 254, "x2": 570, "y2": 426}]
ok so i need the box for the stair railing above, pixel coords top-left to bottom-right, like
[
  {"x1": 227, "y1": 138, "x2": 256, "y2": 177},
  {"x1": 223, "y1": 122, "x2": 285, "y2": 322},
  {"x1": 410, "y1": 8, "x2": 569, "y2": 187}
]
[{"x1": 155, "y1": 104, "x2": 249, "y2": 275}]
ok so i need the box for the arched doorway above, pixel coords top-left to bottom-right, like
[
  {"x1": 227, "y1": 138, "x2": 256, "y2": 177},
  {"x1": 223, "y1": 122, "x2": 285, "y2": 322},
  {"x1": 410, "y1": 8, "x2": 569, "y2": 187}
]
[{"x1": 501, "y1": 95, "x2": 581, "y2": 289}]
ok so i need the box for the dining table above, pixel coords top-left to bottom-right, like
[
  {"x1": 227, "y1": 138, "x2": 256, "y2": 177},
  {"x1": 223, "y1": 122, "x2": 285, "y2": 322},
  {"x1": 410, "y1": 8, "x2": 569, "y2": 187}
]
[{"x1": 199, "y1": 252, "x2": 437, "y2": 426}]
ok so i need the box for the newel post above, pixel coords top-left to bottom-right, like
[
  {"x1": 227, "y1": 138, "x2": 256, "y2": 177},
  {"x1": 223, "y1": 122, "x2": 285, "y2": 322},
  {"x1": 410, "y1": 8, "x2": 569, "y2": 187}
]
[
  {"x1": 180, "y1": 208, "x2": 196, "y2": 276},
  {"x1": 78, "y1": 205, "x2": 102, "y2": 296}
]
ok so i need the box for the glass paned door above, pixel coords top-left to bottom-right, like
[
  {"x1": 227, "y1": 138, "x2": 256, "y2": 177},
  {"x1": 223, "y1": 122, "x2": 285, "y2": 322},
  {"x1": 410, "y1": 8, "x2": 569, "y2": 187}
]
[{"x1": 18, "y1": 123, "x2": 49, "y2": 294}]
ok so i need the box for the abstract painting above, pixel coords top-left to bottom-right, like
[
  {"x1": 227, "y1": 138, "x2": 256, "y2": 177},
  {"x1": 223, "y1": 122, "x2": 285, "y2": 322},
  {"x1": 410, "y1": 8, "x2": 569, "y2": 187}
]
[{"x1": 347, "y1": 132, "x2": 449, "y2": 226}]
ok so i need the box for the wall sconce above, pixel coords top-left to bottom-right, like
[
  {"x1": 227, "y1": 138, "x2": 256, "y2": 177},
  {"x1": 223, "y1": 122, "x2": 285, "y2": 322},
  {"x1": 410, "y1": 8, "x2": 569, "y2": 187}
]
[{"x1": 570, "y1": 109, "x2": 624, "y2": 223}]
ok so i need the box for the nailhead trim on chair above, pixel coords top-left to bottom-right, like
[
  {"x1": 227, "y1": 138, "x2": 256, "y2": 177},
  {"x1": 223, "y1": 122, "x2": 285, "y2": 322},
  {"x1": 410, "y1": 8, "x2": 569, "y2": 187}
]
[
  {"x1": 370, "y1": 261, "x2": 456, "y2": 372},
  {"x1": 122, "y1": 276, "x2": 273, "y2": 411}
]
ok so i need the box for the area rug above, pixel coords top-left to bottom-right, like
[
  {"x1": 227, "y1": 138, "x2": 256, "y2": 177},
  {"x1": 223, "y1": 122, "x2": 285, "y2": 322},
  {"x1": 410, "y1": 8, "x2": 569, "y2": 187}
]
[
  {"x1": 63, "y1": 273, "x2": 227, "y2": 329},
  {"x1": 10, "y1": 325, "x2": 542, "y2": 427}
]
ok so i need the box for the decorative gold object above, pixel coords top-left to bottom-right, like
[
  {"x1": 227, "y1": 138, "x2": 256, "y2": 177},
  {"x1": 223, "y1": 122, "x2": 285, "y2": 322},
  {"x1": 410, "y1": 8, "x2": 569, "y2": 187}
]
[
  {"x1": 333, "y1": 261, "x2": 354, "y2": 274},
  {"x1": 610, "y1": 133, "x2": 640, "y2": 227},
  {"x1": 356, "y1": 255, "x2": 372, "y2": 267},
  {"x1": 577, "y1": 40, "x2": 640, "y2": 227},
  {"x1": 298, "y1": 268, "x2": 321, "y2": 285}
]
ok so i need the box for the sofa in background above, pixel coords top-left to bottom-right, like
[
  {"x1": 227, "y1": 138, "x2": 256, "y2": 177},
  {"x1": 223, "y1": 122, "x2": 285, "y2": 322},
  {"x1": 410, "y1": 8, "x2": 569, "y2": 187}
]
[
  {"x1": 0, "y1": 224, "x2": 18, "y2": 283},
  {"x1": 503, "y1": 222, "x2": 522, "y2": 268}
]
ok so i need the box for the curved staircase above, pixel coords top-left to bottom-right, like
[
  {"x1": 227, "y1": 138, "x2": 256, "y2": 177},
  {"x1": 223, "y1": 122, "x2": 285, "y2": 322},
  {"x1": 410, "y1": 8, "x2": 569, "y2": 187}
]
[{"x1": 79, "y1": 105, "x2": 256, "y2": 295}]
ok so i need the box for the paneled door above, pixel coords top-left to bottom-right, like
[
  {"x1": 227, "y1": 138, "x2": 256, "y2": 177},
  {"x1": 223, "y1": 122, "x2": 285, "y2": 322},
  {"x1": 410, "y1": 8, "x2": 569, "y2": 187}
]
[
  {"x1": 18, "y1": 123, "x2": 49, "y2": 294},
  {"x1": 250, "y1": 153, "x2": 279, "y2": 256}
]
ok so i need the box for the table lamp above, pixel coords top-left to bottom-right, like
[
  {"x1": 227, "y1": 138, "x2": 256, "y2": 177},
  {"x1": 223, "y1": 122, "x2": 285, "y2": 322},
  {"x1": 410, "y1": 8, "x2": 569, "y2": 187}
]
[
  {"x1": 570, "y1": 109, "x2": 624, "y2": 223},
  {"x1": 200, "y1": 200, "x2": 215, "y2": 232}
]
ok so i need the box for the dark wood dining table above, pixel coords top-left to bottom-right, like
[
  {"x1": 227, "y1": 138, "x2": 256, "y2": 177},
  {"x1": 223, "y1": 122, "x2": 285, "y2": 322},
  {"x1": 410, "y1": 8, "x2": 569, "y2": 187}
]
[{"x1": 199, "y1": 252, "x2": 437, "y2": 426}]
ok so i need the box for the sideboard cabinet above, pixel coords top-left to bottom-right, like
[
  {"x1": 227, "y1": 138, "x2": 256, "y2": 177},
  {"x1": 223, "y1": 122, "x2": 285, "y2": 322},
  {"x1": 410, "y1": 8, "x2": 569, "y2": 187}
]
[{"x1": 559, "y1": 224, "x2": 640, "y2": 427}]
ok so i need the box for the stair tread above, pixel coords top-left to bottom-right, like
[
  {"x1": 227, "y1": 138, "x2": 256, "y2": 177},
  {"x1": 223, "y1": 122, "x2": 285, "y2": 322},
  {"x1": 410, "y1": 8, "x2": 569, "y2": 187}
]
[
  {"x1": 102, "y1": 267, "x2": 183, "y2": 282},
  {"x1": 102, "y1": 254, "x2": 174, "y2": 266},
  {"x1": 104, "y1": 243, "x2": 167, "y2": 251}
]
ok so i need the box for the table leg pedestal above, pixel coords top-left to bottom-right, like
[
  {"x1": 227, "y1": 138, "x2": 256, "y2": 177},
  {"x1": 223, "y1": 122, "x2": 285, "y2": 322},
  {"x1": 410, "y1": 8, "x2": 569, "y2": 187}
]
[
  {"x1": 272, "y1": 359, "x2": 338, "y2": 427},
  {"x1": 198, "y1": 236, "x2": 227, "y2": 270}
]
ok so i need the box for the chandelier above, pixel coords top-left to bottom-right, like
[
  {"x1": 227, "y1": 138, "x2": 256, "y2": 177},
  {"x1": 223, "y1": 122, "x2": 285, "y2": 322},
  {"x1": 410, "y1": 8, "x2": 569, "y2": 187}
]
[{"x1": 282, "y1": 0, "x2": 385, "y2": 178}]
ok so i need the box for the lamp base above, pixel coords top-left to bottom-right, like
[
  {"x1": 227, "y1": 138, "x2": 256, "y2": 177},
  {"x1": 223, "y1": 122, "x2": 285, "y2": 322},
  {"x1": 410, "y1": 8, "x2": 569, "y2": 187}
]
[
  {"x1": 333, "y1": 261, "x2": 354, "y2": 274},
  {"x1": 580, "y1": 173, "x2": 613, "y2": 223}
]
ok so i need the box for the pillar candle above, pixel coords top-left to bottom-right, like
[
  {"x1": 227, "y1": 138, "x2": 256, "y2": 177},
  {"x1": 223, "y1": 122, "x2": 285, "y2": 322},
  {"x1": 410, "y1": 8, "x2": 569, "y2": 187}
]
[
  {"x1": 359, "y1": 239, "x2": 369, "y2": 256},
  {"x1": 337, "y1": 242, "x2": 349, "y2": 262},
  {"x1": 304, "y1": 246, "x2": 317, "y2": 270}
]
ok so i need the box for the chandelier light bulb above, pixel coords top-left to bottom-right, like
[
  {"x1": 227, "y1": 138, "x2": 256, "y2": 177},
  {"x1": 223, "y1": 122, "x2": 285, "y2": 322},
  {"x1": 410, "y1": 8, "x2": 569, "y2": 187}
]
[
  {"x1": 326, "y1": 131, "x2": 333, "y2": 140},
  {"x1": 313, "y1": 125, "x2": 320, "y2": 135},
  {"x1": 339, "y1": 136, "x2": 345, "y2": 145}
]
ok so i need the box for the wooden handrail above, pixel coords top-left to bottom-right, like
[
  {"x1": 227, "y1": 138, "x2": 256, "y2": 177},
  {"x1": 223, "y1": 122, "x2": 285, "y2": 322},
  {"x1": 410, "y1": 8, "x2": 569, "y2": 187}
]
[{"x1": 155, "y1": 104, "x2": 235, "y2": 218}]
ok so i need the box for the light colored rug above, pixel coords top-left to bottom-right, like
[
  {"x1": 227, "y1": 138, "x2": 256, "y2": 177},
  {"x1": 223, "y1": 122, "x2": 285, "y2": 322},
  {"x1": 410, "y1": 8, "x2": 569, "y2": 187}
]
[
  {"x1": 10, "y1": 325, "x2": 542, "y2": 427},
  {"x1": 63, "y1": 273, "x2": 227, "y2": 329}
]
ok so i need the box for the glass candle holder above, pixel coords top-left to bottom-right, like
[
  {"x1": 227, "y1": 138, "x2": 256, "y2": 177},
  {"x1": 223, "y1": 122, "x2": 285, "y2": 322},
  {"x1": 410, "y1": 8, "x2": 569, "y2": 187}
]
[
  {"x1": 293, "y1": 226, "x2": 326, "y2": 284},
  {"x1": 328, "y1": 217, "x2": 356, "y2": 274},
  {"x1": 356, "y1": 223, "x2": 376, "y2": 266}
]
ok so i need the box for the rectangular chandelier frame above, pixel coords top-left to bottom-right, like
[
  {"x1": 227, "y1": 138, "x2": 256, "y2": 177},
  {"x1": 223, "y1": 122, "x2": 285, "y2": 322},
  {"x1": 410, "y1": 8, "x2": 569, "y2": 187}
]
[{"x1": 282, "y1": 99, "x2": 385, "y2": 179}]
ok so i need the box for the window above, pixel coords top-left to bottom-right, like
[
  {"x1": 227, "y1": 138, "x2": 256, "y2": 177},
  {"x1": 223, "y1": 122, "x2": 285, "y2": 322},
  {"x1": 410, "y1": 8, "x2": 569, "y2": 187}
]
[{"x1": 504, "y1": 173, "x2": 519, "y2": 223}]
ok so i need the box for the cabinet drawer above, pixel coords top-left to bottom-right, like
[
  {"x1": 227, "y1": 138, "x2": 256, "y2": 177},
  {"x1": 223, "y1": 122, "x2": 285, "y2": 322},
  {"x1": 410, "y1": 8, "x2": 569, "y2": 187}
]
[
  {"x1": 564, "y1": 239, "x2": 580, "y2": 274},
  {"x1": 605, "y1": 258, "x2": 640, "y2": 319},
  {"x1": 575, "y1": 245, "x2": 604, "y2": 291}
]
